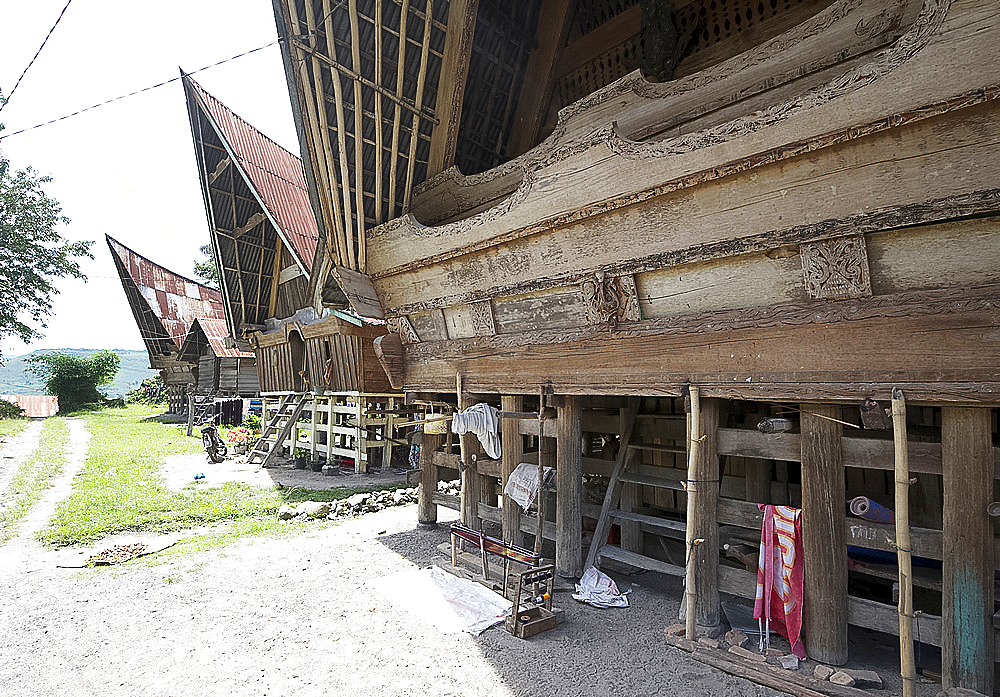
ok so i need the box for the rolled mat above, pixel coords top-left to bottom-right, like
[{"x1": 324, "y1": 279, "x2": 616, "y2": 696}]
[{"x1": 849, "y1": 496, "x2": 895, "y2": 524}]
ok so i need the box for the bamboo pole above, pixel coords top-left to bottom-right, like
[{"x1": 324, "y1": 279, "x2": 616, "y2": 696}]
[
  {"x1": 373, "y1": 0, "x2": 384, "y2": 225},
  {"x1": 402, "y1": 0, "x2": 434, "y2": 212},
  {"x1": 348, "y1": 0, "x2": 366, "y2": 271},
  {"x1": 684, "y1": 385, "x2": 704, "y2": 640},
  {"x1": 387, "y1": 0, "x2": 410, "y2": 220},
  {"x1": 891, "y1": 387, "x2": 916, "y2": 697}
]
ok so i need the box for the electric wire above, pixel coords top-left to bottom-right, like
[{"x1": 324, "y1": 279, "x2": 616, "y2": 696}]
[
  {"x1": 0, "y1": 0, "x2": 74, "y2": 114},
  {"x1": 0, "y1": 40, "x2": 279, "y2": 140}
]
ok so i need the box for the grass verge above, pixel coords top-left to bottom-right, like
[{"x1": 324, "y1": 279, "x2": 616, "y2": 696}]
[
  {"x1": 0, "y1": 417, "x2": 30, "y2": 443},
  {"x1": 0, "y1": 417, "x2": 70, "y2": 543},
  {"x1": 41, "y1": 404, "x2": 407, "y2": 548}
]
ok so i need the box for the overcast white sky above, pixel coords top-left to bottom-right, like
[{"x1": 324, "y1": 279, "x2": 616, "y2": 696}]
[{"x1": 1, "y1": 0, "x2": 299, "y2": 358}]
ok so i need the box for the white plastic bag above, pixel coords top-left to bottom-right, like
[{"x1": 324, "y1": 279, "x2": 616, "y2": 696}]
[{"x1": 503, "y1": 462, "x2": 553, "y2": 511}]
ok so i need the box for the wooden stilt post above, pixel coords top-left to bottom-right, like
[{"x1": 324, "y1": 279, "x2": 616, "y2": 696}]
[
  {"x1": 941, "y1": 406, "x2": 994, "y2": 695},
  {"x1": 501, "y1": 395, "x2": 524, "y2": 547},
  {"x1": 457, "y1": 373, "x2": 481, "y2": 529},
  {"x1": 417, "y1": 430, "x2": 442, "y2": 527},
  {"x1": 891, "y1": 388, "x2": 916, "y2": 697},
  {"x1": 684, "y1": 386, "x2": 704, "y2": 640},
  {"x1": 691, "y1": 396, "x2": 721, "y2": 631},
  {"x1": 534, "y1": 387, "x2": 547, "y2": 556},
  {"x1": 556, "y1": 395, "x2": 582, "y2": 579},
  {"x1": 800, "y1": 403, "x2": 848, "y2": 665}
]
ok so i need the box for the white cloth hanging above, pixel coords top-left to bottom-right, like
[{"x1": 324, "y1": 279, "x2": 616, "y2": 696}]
[{"x1": 451, "y1": 402, "x2": 501, "y2": 459}]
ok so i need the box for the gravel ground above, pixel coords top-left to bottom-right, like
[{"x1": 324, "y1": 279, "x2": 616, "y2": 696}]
[
  {"x1": 0, "y1": 418, "x2": 937, "y2": 697},
  {"x1": 0, "y1": 419, "x2": 44, "y2": 503}
]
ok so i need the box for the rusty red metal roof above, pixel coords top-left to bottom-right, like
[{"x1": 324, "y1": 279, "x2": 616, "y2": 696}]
[
  {"x1": 1, "y1": 395, "x2": 59, "y2": 417},
  {"x1": 185, "y1": 76, "x2": 319, "y2": 270},
  {"x1": 107, "y1": 235, "x2": 225, "y2": 349},
  {"x1": 191, "y1": 318, "x2": 254, "y2": 358}
]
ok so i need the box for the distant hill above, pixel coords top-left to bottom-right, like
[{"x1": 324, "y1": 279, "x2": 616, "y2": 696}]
[{"x1": 0, "y1": 349, "x2": 157, "y2": 398}]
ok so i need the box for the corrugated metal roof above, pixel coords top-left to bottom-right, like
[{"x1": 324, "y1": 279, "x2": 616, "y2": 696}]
[
  {"x1": 185, "y1": 76, "x2": 319, "y2": 271},
  {"x1": 107, "y1": 236, "x2": 225, "y2": 349},
  {"x1": 1, "y1": 395, "x2": 59, "y2": 417},
  {"x1": 192, "y1": 318, "x2": 255, "y2": 358}
]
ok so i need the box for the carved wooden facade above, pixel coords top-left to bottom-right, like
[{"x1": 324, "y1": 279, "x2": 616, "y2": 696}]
[{"x1": 274, "y1": 0, "x2": 999, "y2": 689}]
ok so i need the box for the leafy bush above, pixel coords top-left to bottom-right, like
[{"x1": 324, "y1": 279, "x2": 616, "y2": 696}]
[
  {"x1": 0, "y1": 398, "x2": 25, "y2": 419},
  {"x1": 242, "y1": 412, "x2": 261, "y2": 431},
  {"x1": 126, "y1": 374, "x2": 167, "y2": 404},
  {"x1": 25, "y1": 350, "x2": 121, "y2": 412}
]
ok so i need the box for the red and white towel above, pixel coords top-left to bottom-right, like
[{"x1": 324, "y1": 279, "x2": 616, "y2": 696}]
[{"x1": 754, "y1": 504, "x2": 806, "y2": 658}]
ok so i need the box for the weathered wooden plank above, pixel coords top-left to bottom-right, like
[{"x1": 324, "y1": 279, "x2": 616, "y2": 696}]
[
  {"x1": 332, "y1": 267, "x2": 384, "y2": 318},
  {"x1": 369, "y1": 99, "x2": 1000, "y2": 300},
  {"x1": 501, "y1": 395, "x2": 524, "y2": 547},
  {"x1": 941, "y1": 407, "x2": 995, "y2": 693},
  {"x1": 418, "y1": 434, "x2": 443, "y2": 525},
  {"x1": 718, "y1": 427, "x2": 1000, "y2": 476},
  {"x1": 400, "y1": 308, "x2": 1000, "y2": 403},
  {"x1": 556, "y1": 395, "x2": 583, "y2": 578},
  {"x1": 801, "y1": 405, "x2": 848, "y2": 665}
]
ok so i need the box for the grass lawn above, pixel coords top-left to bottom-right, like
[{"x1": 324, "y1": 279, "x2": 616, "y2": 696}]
[
  {"x1": 0, "y1": 417, "x2": 69, "y2": 543},
  {"x1": 41, "y1": 404, "x2": 404, "y2": 548},
  {"x1": 0, "y1": 416, "x2": 29, "y2": 443}
]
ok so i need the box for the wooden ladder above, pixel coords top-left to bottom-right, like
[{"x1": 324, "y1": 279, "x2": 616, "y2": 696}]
[
  {"x1": 247, "y1": 394, "x2": 310, "y2": 468},
  {"x1": 584, "y1": 398, "x2": 689, "y2": 579}
]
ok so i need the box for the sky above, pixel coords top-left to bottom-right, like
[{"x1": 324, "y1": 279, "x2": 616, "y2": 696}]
[{"x1": 0, "y1": 0, "x2": 300, "y2": 358}]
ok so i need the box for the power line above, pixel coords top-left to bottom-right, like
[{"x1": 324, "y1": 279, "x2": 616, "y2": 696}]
[
  {"x1": 0, "y1": 40, "x2": 280, "y2": 141},
  {"x1": 0, "y1": 0, "x2": 74, "y2": 114}
]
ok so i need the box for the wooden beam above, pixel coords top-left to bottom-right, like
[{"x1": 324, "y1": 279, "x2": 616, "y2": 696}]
[
  {"x1": 941, "y1": 407, "x2": 995, "y2": 694},
  {"x1": 501, "y1": 395, "x2": 524, "y2": 547},
  {"x1": 556, "y1": 395, "x2": 583, "y2": 578},
  {"x1": 800, "y1": 404, "x2": 848, "y2": 665},
  {"x1": 426, "y1": 0, "x2": 479, "y2": 176},
  {"x1": 507, "y1": 0, "x2": 573, "y2": 158}
]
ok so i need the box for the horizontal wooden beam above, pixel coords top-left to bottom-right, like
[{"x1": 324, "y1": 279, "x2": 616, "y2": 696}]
[{"x1": 717, "y1": 428, "x2": 1000, "y2": 477}]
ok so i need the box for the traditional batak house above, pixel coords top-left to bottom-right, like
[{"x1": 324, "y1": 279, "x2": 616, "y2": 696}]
[
  {"x1": 271, "y1": 0, "x2": 999, "y2": 690},
  {"x1": 182, "y1": 74, "x2": 400, "y2": 472},
  {"x1": 106, "y1": 235, "x2": 257, "y2": 413}
]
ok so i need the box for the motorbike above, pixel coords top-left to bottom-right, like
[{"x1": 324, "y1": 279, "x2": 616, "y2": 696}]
[{"x1": 200, "y1": 415, "x2": 228, "y2": 463}]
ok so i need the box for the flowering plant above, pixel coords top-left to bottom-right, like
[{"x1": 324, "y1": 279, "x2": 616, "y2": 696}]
[{"x1": 225, "y1": 427, "x2": 254, "y2": 445}]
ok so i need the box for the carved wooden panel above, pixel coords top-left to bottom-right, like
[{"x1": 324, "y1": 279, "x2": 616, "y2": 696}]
[
  {"x1": 581, "y1": 272, "x2": 641, "y2": 326},
  {"x1": 800, "y1": 235, "x2": 871, "y2": 299},
  {"x1": 470, "y1": 300, "x2": 497, "y2": 336},
  {"x1": 387, "y1": 316, "x2": 421, "y2": 344}
]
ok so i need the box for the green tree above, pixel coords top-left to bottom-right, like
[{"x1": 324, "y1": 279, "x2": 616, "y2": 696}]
[
  {"x1": 193, "y1": 242, "x2": 218, "y2": 287},
  {"x1": 0, "y1": 129, "x2": 93, "y2": 360},
  {"x1": 26, "y1": 350, "x2": 121, "y2": 412}
]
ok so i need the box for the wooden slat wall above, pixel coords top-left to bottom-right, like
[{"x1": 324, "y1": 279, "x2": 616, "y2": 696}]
[
  {"x1": 219, "y1": 357, "x2": 239, "y2": 394},
  {"x1": 197, "y1": 354, "x2": 216, "y2": 393},
  {"x1": 237, "y1": 358, "x2": 260, "y2": 395}
]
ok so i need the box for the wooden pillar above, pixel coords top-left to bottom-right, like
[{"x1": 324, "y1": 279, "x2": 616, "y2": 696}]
[
  {"x1": 800, "y1": 404, "x2": 848, "y2": 665},
  {"x1": 417, "y1": 432, "x2": 442, "y2": 526},
  {"x1": 556, "y1": 395, "x2": 583, "y2": 579},
  {"x1": 501, "y1": 395, "x2": 524, "y2": 546},
  {"x1": 690, "y1": 397, "x2": 721, "y2": 630},
  {"x1": 457, "y1": 375, "x2": 481, "y2": 529},
  {"x1": 941, "y1": 407, "x2": 994, "y2": 695}
]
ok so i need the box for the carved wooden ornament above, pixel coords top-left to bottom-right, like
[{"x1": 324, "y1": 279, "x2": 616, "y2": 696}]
[
  {"x1": 581, "y1": 272, "x2": 641, "y2": 326},
  {"x1": 800, "y1": 235, "x2": 872, "y2": 300},
  {"x1": 387, "y1": 316, "x2": 421, "y2": 344},
  {"x1": 469, "y1": 300, "x2": 497, "y2": 336}
]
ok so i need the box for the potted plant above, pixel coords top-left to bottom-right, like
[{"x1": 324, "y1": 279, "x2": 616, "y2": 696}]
[
  {"x1": 293, "y1": 447, "x2": 310, "y2": 469},
  {"x1": 225, "y1": 426, "x2": 253, "y2": 455}
]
